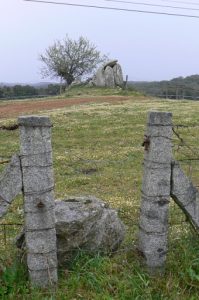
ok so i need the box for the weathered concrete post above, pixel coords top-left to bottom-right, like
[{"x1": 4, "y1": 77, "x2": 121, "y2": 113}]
[
  {"x1": 171, "y1": 161, "x2": 199, "y2": 231},
  {"x1": 0, "y1": 155, "x2": 22, "y2": 218},
  {"x1": 18, "y1": 116, "x2": 57, "y2": 287},
  {"x1": 138, "y1": 111, "x2": 173, "y2": 273}
]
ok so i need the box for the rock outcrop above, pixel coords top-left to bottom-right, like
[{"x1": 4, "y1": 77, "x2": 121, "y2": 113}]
[{"x1": 16, "y1": 196, "x2": 125, "y2": 266}]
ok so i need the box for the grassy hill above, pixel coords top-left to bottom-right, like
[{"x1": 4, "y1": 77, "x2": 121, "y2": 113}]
[{"x1": 0, "y1": 91, "x2": 199, "y2": 299}]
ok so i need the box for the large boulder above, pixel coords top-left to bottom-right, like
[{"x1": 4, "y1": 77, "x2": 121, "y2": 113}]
[{"x1": 16, "y1": 196, "x2": 125, "y2": 266}]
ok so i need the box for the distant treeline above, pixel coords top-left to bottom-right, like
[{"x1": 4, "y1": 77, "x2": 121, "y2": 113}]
[
  {"x1": 130, "y1": 75, "x2": 199, "y2": 100},
  {"x1": 0, "y1": 84, "x2": 62, "y2": 99}
]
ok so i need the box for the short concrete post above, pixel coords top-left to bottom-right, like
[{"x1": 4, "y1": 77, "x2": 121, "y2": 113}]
[
  {"x1": 138, "y1": 112, "x2": 173, "y2": 273},
  {"x1": 18, "y1": 116, "x2": 57, "y2": 287}
]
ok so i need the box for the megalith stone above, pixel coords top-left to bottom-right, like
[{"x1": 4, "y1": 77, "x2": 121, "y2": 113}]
[
  {"x1": 93, "y1": 67, "x2": 106, "y2": 87},
  {"x1": 104, "y1": 66, "x2": 115, "y2": 88},
  {"x1": 104, "y1": 60, "x2": 118, "y2": 68},
  {"x1": 113, "y1": 64, "x2": 124, "y2": 87},
  {"x1": 92, "y1": 60, "x2": 123, "y2": 88},
  {"x1": 16, "y1": 196, "x2": 125, "y2": 266}
]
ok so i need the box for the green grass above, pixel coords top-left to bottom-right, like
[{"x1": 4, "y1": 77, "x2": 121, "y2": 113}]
[
  {"x1": 64, "y1": 85, "x2": 141, "y2": 98},
  {"x1": 0, "y1": 94, "x2": 199, "y2": 299}
]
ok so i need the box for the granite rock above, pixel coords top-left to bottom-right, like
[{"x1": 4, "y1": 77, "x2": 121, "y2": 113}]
[{"x1": 16, "y1": 196, "x2": 125, "y2": 266}]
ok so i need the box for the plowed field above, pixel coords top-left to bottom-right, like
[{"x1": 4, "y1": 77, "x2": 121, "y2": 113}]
[{"x1": 0, "y1": 96, "x2": 130, "y2": 119}]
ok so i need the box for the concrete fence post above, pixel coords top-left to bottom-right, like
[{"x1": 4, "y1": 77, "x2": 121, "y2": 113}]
[
  {"x1": 18, "y1": 116, "x2": 57, "y2": 287},
  {"x1": 0, "y1": 155, "x2": 22, "y2": 218},
  {"x1": 138, "y1": 111, "x2": 173, "y2": 273},
  {"x1": 171, "y1": 161, "x2": 199, "y2": 231}
]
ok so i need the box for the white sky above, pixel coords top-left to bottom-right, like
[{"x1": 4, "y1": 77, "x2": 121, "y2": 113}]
[{"x1": 1, "y1": 0, "x2": 199, "y2": 82}]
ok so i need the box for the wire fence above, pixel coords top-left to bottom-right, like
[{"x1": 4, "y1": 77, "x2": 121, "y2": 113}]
[
  {"x1": 0, "y1": 223, "x2": 22, "y2": 252},
  {"x1": 169, "y1": 122, "x2": 199, "y2": 238},
  {"x1": 173, "y1": 123, "x2": 199, "y2": 187},
  {"x1": 0, "y1": 122, "x2": 198, "y2": 254}
]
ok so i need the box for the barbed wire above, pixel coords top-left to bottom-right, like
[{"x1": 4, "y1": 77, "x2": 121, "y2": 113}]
[{"x1": 0, "y1": 121, "x2": 198, "y2": 252}]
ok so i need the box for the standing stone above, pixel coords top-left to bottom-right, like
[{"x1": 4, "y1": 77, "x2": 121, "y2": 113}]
[
  {"x1": 113, "y1": 64, "x2": 123, "y2": 87},
  {"x1": 18, "y1": 116, "x2": 57, "y2": 287},
  {"x1": 104, "y1": 66, "x2": 115, "y2": 88},
  {"x1": 93, "y1": 67, "x2": 106, "y2": 87},
  {"x1": 138, "y1": 112, "x2": 173, "y2": 273}
]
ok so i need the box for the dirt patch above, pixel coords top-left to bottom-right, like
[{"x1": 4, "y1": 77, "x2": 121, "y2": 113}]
[{"x1": 0, "y1": 96, "x2": 130, "y2": 120}]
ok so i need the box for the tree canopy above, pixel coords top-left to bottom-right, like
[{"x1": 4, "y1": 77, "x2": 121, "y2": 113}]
[
  {"x1": 131, "y1": 75, "x2": 199, "y2": 100},
  {"x1": 40, "y1": 36, "x2": 107, "y2": 85},
  {"x1": 0, "y1": 84, "x2": 61, "y2": 99}
]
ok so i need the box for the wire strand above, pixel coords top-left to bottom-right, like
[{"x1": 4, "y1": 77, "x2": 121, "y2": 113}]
[
  {"x1": 94, "y1": 0, "x2": 199, "y2": 12},
  {"x1": 23, "y1": 0, "x2": 199, "y2": 19},
  {"x1": 159, "y1": 0, "x2": 199, "y2": 6}
]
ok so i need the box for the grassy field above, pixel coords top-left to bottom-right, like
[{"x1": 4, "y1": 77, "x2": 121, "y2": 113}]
[{"x1": 0, "y1": 92, "x2": 199, "y2": 299}]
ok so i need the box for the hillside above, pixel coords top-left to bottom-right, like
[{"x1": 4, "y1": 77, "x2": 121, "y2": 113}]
[{"x1": 130, "y1": 74, "x2": 199, "y2": 100}]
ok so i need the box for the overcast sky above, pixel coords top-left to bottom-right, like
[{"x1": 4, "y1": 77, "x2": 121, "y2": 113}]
[{"x1": 1, "y1": 0, "x2": 199, "y2": 83}]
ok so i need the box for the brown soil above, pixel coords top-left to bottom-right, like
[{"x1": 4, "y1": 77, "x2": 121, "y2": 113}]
[{"x1": 0, "y1": 96, "x2": 130, "y2": 119}]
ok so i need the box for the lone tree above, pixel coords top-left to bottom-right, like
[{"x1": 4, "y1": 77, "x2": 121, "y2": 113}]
[{"x1": 40, "y1": 36, "x2": 107, "y2": 85}]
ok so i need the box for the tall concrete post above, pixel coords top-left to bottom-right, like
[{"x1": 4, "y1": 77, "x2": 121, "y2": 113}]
[
  {"x1": 18, "y1": 116, "x2": 57, "y2": 287},
  {"x1": 138, "y1": 112, "x2": 173, "y2": 273}
]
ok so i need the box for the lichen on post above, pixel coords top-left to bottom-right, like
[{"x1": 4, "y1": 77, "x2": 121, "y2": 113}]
[
  {"x1": 138, "y1": 111, "x2": 173, "y2": 274},
  {"x1": 18, "y1": 115, "x2": 57, "y2": 287}
]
